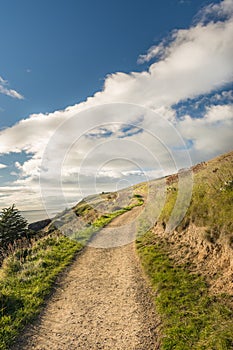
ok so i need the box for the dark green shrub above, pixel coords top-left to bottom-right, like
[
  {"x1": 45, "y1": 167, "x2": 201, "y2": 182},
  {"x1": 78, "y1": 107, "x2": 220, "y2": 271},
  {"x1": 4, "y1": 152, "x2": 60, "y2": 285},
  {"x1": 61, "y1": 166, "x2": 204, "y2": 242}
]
[{"x1": 0, "y1": 205, "x2": 28, "y2": 250}]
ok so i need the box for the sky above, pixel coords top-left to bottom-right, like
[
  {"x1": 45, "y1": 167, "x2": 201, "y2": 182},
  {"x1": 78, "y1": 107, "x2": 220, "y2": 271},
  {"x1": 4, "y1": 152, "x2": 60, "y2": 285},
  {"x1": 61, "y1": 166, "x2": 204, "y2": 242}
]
[{"x1": 0, "y1": 0, "x2": 233, "y2": 217}]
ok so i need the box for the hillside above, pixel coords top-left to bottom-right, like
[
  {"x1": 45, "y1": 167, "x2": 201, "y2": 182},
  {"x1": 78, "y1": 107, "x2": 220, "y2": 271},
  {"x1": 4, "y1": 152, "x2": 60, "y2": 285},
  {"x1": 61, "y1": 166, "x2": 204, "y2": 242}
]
[
  {"x1": 136, "y1": 150, "x2": 233, "y2": 348},
  {"x1": 137, "y1": 150, "x2": 233, "y2": 295},
  {"x1": 0, "y1": 150, "x2": 232, "y2": 349}
]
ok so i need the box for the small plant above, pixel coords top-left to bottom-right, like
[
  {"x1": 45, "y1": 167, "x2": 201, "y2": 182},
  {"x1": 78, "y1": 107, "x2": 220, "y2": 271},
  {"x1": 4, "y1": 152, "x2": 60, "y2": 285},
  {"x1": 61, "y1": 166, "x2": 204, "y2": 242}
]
[
  {"x1": 203, "y1": 227, "x2": 220, "y2": 244},
  {"x1": 74, "y1": 202, "x2": 93, "y2": 216},
  {"x1": 220, "y1": 179, "x2": 233, "y2": 192}
]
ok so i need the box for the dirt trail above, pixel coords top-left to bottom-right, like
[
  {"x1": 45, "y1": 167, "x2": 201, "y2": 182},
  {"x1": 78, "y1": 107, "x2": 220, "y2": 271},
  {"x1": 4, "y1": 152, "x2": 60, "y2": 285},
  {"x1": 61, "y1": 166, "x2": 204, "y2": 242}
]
[{"x1": 13, "y1": 208, "x2": 159, "y2": 350}]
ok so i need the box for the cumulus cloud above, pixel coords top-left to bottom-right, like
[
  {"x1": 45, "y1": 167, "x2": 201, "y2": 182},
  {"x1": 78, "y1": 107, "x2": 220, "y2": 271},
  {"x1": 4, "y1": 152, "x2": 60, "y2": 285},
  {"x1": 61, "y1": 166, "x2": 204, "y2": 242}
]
[
  {"x1": 196, "y1": 0, "x2": 233, "y2": 23},
  {"x1": 1, "y1": 0, "x2": 233, "y2": 153},
  {"x1": 90, "y1": 3, "x2": 233, "y2": 110},
  {"x1": 137, "y1": 42, "x2": 167, "y2": 64},
  {"x1": 0, "y1": 0, "x2": 233, "y2": 211},
  {"x1": 178, "y1": 104, "x2": 233, "y2": 161},
  {"x1": 0, "y1": 163, "x2": 7, "y2": 169},
  {"x1": 0, "y1": 76, "x2": 24, "y2": 99},
  {"x1": 199, "y1": 90, "x2": 233, "y2": 105}
]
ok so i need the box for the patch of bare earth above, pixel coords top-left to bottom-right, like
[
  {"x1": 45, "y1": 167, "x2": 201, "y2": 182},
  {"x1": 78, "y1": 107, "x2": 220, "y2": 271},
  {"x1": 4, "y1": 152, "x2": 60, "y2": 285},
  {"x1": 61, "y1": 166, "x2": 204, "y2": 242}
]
[
  {"x1": 153, "y1": 224, "x2": 233, "y2": 297},
  {"x1": 13, "y1": 208, "x2": 160, "y2": 350}
]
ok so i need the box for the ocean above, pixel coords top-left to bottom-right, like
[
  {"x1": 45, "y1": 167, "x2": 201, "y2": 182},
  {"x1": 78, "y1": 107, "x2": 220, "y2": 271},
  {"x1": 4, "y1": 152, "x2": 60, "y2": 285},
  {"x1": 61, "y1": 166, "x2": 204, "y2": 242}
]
[{"x1": 20, "y1": 210, "x2": 51, "y2": 224}]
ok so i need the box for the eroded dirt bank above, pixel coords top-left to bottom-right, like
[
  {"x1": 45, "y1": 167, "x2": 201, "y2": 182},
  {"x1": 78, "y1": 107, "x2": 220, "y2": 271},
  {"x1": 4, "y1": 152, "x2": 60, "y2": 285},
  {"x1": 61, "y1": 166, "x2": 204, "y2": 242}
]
[{"x1": 153, "y1": 223, "x2": 233, "y2": 296}]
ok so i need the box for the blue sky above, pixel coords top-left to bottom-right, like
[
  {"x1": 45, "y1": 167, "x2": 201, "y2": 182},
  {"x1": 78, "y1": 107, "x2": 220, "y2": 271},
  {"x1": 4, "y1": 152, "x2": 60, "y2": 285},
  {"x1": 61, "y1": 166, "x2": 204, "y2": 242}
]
[
  {"x1": 0, "y1": 0, "x2": 233, "y2": 216},
  {"x1": 0, "y1": 0, "x2": 213, "y2": 127}
]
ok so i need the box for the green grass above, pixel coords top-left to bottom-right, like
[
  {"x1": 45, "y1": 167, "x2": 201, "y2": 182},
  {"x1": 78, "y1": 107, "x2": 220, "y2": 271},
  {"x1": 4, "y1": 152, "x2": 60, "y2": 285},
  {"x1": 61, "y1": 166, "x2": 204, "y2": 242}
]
[
  {"x1": 159, "y1": 152, "x2": 233, "y2": 243},
  {"x1": 136, "y1": 230, "x2": 233, "y2": 350},
  {"x1": 92, "y1": 195, "x2": 144, "y2": 228},
  {"x1": 74, "y1": 202, "x2": 93, "y2": 216},
  {"x1": 71, "y1": 208, "x2": 133, "y2": 243},
  {"x1": 0, "y1": 233, "x2": 81, "y2": 350},
  {"x1": 0, "y1": 196, "x2": 144, "y2": 349},
  {"x1": 72, "y1": 195, "x2": 144, "y2": 243}
]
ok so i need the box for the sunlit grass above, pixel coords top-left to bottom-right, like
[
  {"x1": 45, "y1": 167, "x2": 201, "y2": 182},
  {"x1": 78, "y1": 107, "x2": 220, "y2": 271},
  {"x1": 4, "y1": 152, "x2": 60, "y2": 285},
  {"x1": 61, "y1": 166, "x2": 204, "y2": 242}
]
[
  {"x1": 136, "y1": 230, "x2": 233, "y2": 350},
  {"x1": 0, "y1": 233, "x2": 81, "y2": 350},
  {"x1": 0, "y1": 195, "x2": 144, "y2": 349},
  {"x1": 159, "y1": 152, "x2": 233, "y2": 244}
]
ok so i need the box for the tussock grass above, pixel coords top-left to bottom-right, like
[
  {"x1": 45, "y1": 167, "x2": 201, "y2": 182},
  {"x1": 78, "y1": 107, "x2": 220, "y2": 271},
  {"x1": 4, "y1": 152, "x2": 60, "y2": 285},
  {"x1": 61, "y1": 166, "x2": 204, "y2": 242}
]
[{"x1": 136, "y1": 230, "x2": 233, "y2": 350}]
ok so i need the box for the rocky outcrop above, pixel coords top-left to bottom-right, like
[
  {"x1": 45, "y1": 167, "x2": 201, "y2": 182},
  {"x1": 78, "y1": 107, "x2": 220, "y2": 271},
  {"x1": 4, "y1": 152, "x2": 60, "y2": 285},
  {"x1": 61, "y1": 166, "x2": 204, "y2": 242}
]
[{"x1": 28, "y1": 219, "x2": 51, "y2": 232}]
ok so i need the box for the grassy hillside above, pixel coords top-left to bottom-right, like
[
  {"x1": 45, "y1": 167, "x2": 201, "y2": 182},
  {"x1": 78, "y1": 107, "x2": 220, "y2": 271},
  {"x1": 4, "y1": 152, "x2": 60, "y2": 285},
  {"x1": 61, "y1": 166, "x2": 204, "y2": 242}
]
[
  {"x1": 136, "y1": 151, "x2": 233, "y2": 349},
  {"x1": 137, "y1": 231, "x2": 233, "y2": 349},
  {"x1": 0, "y1": 233, "x2": 81, "y2": 350},
  {"x1": 160, "y1": 151, "x2": 233, "y2": 242},
  {"x1": 0, "y1": 192, "x2": 143, "y2": 349},
  {"x1": 0, "y1": 150, "x2": 232, "y2": 349}
]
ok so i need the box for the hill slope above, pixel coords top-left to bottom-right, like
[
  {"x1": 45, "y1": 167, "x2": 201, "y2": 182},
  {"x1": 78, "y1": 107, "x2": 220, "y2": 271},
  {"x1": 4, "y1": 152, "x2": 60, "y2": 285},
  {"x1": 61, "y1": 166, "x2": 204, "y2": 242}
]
[
  {"x1": 152, "y1": 150, "x2": 233, "y2": 295},
  {"x1": 135, "y1": 150, "x2": 233, "y2": 348},
  {"x1": 12, "y1": 208, "x2": 159, "y2": 350},
  {"x1": 0, "y1": 150, "x2": 232, "y2": 349}
]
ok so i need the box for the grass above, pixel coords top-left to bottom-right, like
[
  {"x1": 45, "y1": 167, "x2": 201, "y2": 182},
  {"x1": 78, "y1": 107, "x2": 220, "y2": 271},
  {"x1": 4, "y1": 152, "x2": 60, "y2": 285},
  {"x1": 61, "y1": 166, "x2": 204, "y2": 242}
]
[
  {"x1": 72, "y1": 194, "x2": 144, "y2": 243},
  {"x1": 0, "y1": 233, "x2": 81, "y2": 350},
  {"x1": 136, "y1": 230, "x2": 233, "y2": 350},
  {"x1": 159, "y1": 152, "x2": 233, "y2": 243},
  {"x1": 136, "y1": 152, "x2": 233, "y2": 348},
  {"x1": 72, "y1": 207, "x2": 134, "y2": 243},
  {"x1": 0, "y1": 195, "x2": 144, "y2": 349},
  {"x1": 2, "y1": 151, "x2": 232, "y2": 349}
]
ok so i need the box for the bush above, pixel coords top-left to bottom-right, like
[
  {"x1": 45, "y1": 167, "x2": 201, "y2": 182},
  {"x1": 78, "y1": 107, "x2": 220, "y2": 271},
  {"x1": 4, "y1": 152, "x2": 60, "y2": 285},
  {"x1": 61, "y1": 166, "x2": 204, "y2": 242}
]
[{"x1": 0, "y1": 205, "x2": 29, "y2": 250}]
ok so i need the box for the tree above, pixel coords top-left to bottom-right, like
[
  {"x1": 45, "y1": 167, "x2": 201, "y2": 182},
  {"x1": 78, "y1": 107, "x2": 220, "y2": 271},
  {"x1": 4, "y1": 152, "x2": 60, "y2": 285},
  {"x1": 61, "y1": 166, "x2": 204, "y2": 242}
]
[{"x1": 0, "y1": 205, "x2": 28, "y2": 250}]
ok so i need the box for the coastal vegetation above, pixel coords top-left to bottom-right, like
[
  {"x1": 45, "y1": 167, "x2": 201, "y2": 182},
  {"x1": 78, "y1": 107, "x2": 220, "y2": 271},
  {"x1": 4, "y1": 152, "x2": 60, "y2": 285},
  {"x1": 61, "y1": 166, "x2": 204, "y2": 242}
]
[
  {"x1": 0, "y1": 151, "x2": 232, "y2": 349},
  {"x1": 0, "y1": 193, "x2": 143, "y2": 349}
]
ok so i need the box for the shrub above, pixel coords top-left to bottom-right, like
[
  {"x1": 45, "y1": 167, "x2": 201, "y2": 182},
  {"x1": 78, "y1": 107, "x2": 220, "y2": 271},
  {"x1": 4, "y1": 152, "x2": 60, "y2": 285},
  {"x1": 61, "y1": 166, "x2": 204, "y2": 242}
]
[{"x1": 0, "y1": 205, "x2": 29, "y2": 251}]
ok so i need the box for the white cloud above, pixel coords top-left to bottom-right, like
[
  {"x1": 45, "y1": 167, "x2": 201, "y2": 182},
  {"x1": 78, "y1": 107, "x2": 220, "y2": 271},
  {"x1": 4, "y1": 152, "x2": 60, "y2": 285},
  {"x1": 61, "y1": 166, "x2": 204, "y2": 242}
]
[
  {"x1": 0, "y1": 185, "x2": 46, "y2": 211},
  {"x1": 197, "y1": 0, "x2": 233, "y2": 23},
  {"x1": 0, "y1": 0, "x2": 233, "y2": 211},
  {"x1": 0, "y1": 109, "x2": 74, "y2": 154},
  {"x1": 0, "y1": 76, "x2": 24, "y2": 99},
  {"x1": 135, "y1": 22, "x2": 233, "y2": 107},
  {"x1": 0, "y1": 163, "x2": 7, "y2": 169},
  {"x1": 122, "y1": 170, "x2": 144, "y2": 177},
  {"x1": 209, "y1": 89, "x2": 233, "y2": 102},
  {"x1": 0, "y1": 0, "x2": 233, "y2": 153},
  {"x1": 137, "y1": 42, "x2": 166, "y2": 64},
  {"x1": 178, "y1": 104, "x2": 233, "y2": 160},
  {"x1": 204, "y1": 103, "x2": 233, "y2": 122}
]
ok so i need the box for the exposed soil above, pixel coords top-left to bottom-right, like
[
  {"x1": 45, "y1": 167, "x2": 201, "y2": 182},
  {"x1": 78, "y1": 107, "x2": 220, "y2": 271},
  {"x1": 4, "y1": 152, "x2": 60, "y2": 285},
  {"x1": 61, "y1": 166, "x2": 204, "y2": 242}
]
[
  {"x1": 153, "y1": 223, "x2": 233, "y2": 296},
  {"x1": 13, "y1": 208, "x2": 160, "y2": 350}
]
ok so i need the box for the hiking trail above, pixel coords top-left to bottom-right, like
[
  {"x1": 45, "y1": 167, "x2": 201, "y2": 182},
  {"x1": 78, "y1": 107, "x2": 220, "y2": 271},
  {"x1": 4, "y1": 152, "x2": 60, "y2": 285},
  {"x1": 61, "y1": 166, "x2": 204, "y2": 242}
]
[{"x1": 13, "y1": 208, "x2": 159, "y2": 350}]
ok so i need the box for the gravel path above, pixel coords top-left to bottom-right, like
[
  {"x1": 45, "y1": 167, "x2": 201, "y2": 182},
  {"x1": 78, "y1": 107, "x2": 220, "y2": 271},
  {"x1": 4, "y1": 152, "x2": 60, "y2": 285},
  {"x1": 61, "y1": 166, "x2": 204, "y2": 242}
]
[{"x1": 13, "y1": 208, "x2": 160, "y2": 349}]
